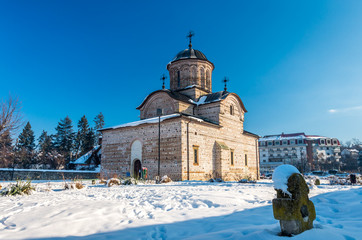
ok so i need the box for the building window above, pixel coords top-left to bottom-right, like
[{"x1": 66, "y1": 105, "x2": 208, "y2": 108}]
[
  {"x1": 193, "y1": 145, "x2": 199, "y2": 165},
  {"x1": 268, "y1": 142, "x2": 272, "y2": 146},
  {"x1": 298, "y1": 140, "x2": 303, "y2": 144},
  {"x1": 230, "y1": 150, "x2": 234, "y2": 165},
  {"x1": 283, "y1": 141, "x2": 287, "y2": 145},
  {"x1": 177, "y1": 71, "x2": 180, "y2": 87},
  {"x1": 276, "y1": 141, "x2": 280, "y2": 145},
  {"x1": 230, "y1": 105, "x2": 234, "y2": 115},
  {"x1": 245, "y1": 154, "x2": 248, "y2": 166}
]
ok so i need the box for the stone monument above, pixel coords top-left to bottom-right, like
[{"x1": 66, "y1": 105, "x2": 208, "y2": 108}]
[{"x1": 272, "y1": 165, "x2": 316, "y2": 236}]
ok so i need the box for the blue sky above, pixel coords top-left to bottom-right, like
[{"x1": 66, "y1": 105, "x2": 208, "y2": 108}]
[{"x1": 1, "y1": 0, "x2": 362, "y2": 143}]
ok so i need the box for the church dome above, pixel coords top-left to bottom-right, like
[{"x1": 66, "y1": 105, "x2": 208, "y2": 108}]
[{"x1": 172, "y1": 48, "x2": 208, "y2": 62}]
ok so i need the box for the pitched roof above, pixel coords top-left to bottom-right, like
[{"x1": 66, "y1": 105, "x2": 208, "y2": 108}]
[
  {"x1": 136, "y1": 90, "x2": 192, "y2": 110},
  {"x1": 191, "y1": 91, "x2": 247, "y2": 112},
  {"x1": 243, "y1": 130, "x2": 260, "y2": 138},
  {"x1": 100, "y1": 113, "x2": 219, "y2": 132}
]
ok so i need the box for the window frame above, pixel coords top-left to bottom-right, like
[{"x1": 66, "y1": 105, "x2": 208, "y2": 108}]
[
  {"x1": 230, "y1": 105, "x2": 234, "y2": 115},
  {"x1": 193, "y1": 145, "x2": 199, "y2": 165},
  {"x1": 230, "y1": 149, "x2": 234, "y2": 166}
]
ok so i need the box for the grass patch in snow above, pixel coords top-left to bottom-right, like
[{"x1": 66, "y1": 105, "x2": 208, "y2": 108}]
[{"x1": 0, "y1": 179, "x2": 35, "y2": 196}]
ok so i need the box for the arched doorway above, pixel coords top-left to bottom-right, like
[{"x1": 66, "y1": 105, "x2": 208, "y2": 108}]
[
  {"x1": 131, "y1": 140, "x2": 142, "y2": 178},
  {"x1": 134, "y1": 159, "x2": 142, "y2": 179}
]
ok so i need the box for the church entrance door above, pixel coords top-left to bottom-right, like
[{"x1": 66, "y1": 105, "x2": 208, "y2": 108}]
[{"x1": 134, "y1": 159, "x2": 142, "y2": 179}]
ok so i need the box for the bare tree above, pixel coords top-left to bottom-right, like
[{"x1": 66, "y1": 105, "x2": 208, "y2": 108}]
[
  {"x1": 0, "y1": 95, "x2": 23, "y2": 168},
  {"x1": 0, "y1": 95, "x2": 23, "y2": 139}
]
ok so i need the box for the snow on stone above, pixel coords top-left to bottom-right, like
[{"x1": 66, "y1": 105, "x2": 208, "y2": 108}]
[
  {"x1": 272, "y1": 164, "x2": 300, "y2": 196},
  {"x1": 0, "y1": 180, "x2": 360, "y2": 239}
]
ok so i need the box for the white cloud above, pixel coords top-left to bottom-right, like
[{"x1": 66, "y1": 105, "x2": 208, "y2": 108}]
[{"x1": 328, "y1": 105, "x2": 362, "y2": 114}]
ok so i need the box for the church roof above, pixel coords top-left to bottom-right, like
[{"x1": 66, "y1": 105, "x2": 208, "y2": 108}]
[
  {"x1": 168, "y1": 48, "x2": 214, "y2": 68},
  {"x1": 137, "y1": 89, "x2": 247, "y2": 112},
  {"x1": 172, "y1": 48, "x2": 208, "y2": 61},
  {"x1": 100, "y1": 113, "x2": 219, "y2": 131},
  {"x1": 190, "y1": 91, "x2": 247, "y2": 112},
  {"x1": 136, "y1": 89, "x2": 192, "y2": 110}
]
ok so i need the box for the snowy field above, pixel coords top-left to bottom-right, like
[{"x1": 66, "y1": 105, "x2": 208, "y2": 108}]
[{"x1": 0, "y1": 180, "x2": 361, "y2": 240}]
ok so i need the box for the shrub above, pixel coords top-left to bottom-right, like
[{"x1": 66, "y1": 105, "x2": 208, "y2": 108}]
[
  {"x1": 107, "y1": 178, "x2": 121, "y2": 187},
  {"x1": 75, "y1": 182, "x2": 84, "y2": 189},
  {"x1": 315, "y1": 179, "x2": 321, "y2": 185},
  {"x1": 122, "y1": 177, "x2": 138, "y2": 185},
  {"x1": 1, "y1": 180, "x2": 35, "y2": 196},
  {"x1": 161, "y1": 175, "x2": 172, "y2": 183}
]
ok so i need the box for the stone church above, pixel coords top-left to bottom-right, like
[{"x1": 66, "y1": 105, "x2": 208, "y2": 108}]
[{"x1": 100, "y1": 37, "x2": 260, "y2": 181}]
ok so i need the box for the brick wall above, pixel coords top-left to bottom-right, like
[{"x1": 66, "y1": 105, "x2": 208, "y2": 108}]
[{"x1": 101, "y1": 118, "x2": 183, "y2": 180}]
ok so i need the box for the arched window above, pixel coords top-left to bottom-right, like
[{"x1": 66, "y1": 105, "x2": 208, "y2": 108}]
[
  {"x1": 177, "y1": 71, "x2": 180, "y2": 88},
  {"x1": 191, "y1": 66, "x2": 197, "y2": 84},
  {"x1": 200, "y1": 68, "x2": 205, "y2": 88},
  {"x1": 206, "y1": 70, "x2": 210, "y2": 90}
]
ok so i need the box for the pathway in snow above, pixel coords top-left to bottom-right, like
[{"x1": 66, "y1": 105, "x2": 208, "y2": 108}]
[{"x1": 0, "y1": 180, "x2": 360, "y2": 240}]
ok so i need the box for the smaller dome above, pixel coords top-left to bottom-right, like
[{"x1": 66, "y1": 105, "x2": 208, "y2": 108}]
[{"x1": 172, "y1": 48, "x2": 208, "y2": 62}]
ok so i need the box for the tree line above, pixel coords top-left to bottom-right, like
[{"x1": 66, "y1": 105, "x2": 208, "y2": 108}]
[{"x1": 0, "y1": 96, "x2": 104, "y2": 169}]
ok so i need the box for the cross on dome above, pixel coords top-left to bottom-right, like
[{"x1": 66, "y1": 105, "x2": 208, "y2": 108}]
[
  {"x1": 160, "y1": 74, "x2": 167, "y2": 89},
  {"x1": 187, "y1": 31, "x2": 195, "y2": 49},
  {"x1": 222, "y1": 77, "x2": 229, "y2": 91}
]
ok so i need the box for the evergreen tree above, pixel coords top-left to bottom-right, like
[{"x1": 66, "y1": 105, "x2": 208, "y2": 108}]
[
  {"x1": 77, "y1": 115, "x2": 91, "y2": 155},
  {"x1": 38, "y1": 130, "x2": 53, "y2": 153},
  {"x1": 18, "y1": 122, "x2": 35, "y2": 152},
  {"x1": 83, "y1": 127, "x2": 95, "y2": 152},
  {"x1": 54, "y1": 116, "x2": 74, "y2": 164},
  {"x1": 94, "y1": 112, "x2": 105, "y2": 141},
  {"x1": 16, "y1": 122, "x2": 36, "y2": 168},
  {"x1": 73, "y1": 130, "x2": 82, "y2": 159}
]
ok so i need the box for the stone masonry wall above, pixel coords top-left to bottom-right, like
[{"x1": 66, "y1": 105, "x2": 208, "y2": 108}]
[
  {"x1": 167, "y1": 59, "x2": 214, "y2": 92},
  {"x1": 101, "y1": 118, "x2": 183, "y2": 180},
  {"x1": 177, "y1": 87, "x2": 209, "y2": 101},
  {"x1": 195, "y1": 102, "x2": 220, "y2": 124},
  {"x1": 178, "y1": 93, "x2": 259, "y2": 181},
  {"x1": 0, "y1": 169, "x2": 98, "y2": 181},
  {"x1": 180, "y1": 118, "x2": 258, "y2": 181}
]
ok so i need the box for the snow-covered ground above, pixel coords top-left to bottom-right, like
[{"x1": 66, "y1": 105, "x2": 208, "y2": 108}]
[{"x1": 0, "y1": 180, "x2": 361, "y2": 240}]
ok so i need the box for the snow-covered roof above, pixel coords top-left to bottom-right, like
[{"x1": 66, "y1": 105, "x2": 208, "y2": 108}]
[
  {"x1": 261, "y1": 133, "x2": 307, "y2": 141},
  {"x1": 260, "y1": 133, "x2": 326, "y2": 141},
  {"x1": 189, "y1": 91, "x2": 230, "y2": 106},
  {"x1": 101, "y1": 114, "x2": 181, "y2": 131},
  {"x1": 101, "y1": 114, "x2": 208, "y2": 131},
  {"x1": 182, "y1": 85, "x2": 197, "y2": 90},
  {"x1": 73, "y1": 146, "x2": 101, "y2": 164}
]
